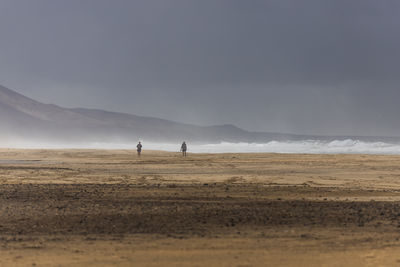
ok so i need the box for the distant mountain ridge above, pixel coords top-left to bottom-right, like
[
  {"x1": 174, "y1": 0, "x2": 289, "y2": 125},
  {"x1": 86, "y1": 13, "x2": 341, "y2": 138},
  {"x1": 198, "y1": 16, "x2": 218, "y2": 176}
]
[{"x1": 1, "y1": 84, "x2": 399, "y2": 145}]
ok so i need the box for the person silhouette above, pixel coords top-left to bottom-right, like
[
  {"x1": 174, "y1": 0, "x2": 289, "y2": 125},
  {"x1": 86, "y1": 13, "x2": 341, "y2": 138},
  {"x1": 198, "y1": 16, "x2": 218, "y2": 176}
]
[
  {"x1": 181, "y1": 141, "x2": 187, "y2": 157},
  {"x1": 137, "y1": 141, "x2": 142, "y2": 157}
]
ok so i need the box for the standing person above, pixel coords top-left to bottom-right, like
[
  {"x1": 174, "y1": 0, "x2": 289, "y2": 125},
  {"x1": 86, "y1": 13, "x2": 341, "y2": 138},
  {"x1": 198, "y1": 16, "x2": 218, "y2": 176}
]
[
  {"x1": 180, "y1": 141, "x2": 187, "y2": 157},
  {"x1": 137, "y1": 141, "x2": 142, "y2": 157}
]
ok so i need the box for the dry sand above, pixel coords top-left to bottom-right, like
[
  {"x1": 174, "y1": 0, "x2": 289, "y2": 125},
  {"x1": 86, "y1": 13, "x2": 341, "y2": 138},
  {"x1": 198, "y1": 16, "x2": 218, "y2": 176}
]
[{"x1": 1, "y1": 149, "x2": 400, "y2": 266}]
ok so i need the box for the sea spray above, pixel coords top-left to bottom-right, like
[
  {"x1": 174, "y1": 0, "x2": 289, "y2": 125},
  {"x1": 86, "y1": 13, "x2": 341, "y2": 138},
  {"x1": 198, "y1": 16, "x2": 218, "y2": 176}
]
[{"x1": 3, "y1": 139, "x2": 400, "y2": 155}]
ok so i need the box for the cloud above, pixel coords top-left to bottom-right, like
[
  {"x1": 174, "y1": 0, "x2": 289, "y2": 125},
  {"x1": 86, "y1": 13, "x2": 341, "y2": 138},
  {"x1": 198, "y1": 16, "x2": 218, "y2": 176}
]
[{"x1": 0, "y1": 0, "x2": 400, "y2": 136}]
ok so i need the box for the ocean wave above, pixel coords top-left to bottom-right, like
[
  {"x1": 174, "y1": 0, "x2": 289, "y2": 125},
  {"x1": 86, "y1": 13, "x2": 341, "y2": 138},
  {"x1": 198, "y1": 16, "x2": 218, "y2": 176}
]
[
  {"x1": 188, "y1": 139, "x2": 400, "y2": 154},
  {"x1": 86, "y1": 139, "x2": 400, "y2": 154},
  {"x1": 3, "y1": 139, "x2": 400, "y2": 154}
]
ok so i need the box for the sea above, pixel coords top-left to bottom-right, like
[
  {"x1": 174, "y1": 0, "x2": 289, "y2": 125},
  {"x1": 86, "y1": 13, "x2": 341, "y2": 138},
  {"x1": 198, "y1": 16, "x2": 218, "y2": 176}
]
[{"x1": 5, "y1": 139, "x2": 400, "y2": 155}]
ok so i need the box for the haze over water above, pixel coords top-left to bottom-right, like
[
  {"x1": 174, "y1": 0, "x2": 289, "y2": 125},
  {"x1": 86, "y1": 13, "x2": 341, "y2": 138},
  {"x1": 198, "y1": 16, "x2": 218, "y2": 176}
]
[{"x1": 3, "y1": 139, "x2": 400, "y2": 155}]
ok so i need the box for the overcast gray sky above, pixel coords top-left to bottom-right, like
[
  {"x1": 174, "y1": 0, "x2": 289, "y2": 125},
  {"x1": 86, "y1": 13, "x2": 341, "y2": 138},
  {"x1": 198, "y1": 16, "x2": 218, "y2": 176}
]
[{"x1": 1, "y1": 0, "x2": 400, "y2": 136}]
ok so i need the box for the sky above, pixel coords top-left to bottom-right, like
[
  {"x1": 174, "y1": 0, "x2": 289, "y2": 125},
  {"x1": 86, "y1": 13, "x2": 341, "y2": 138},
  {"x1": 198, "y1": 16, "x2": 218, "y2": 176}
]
[{"x1": 1, "y1": 0, "x2": 400, "y2": 137}]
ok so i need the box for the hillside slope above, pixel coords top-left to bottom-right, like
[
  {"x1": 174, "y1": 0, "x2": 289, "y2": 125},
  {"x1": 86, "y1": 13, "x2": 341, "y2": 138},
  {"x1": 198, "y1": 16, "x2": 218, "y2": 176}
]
[{"x1": 0, "y1": 85, "x2": 279, "y2": 143}]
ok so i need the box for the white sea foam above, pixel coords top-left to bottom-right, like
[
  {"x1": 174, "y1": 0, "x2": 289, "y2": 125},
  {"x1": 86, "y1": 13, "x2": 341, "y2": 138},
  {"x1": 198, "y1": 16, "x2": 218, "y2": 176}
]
[
  {"x1": 4, "y1": 139, "x2": 400, "y2": 155},
  {"x1": 183, "y1": 140, "x2": 400, "y2": 154}
]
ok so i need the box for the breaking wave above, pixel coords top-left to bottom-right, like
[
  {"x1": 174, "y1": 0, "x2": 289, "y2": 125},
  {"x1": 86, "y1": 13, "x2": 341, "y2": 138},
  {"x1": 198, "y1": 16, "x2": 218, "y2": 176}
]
[
  {"x1": 184, "y1": 139, "x2": 400, "y2": 154},
  {"x1": 3, "y1": 139, "x2": 400, "y2": 154},
  {"x1": 143, "y1": 139, "x2": 400, "y2": 154}
]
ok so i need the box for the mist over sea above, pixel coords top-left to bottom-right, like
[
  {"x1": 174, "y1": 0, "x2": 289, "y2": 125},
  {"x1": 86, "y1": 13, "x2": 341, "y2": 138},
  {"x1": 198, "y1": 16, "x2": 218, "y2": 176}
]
[{"x1": 3, "y1": 139, "x2": 400, "y2": 155}]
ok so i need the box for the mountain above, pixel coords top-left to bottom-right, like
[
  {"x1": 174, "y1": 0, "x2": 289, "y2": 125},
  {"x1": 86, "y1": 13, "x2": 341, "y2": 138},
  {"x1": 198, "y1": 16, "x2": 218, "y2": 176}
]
[
  {"x1": 0, "y1": 84, "x2": 295, "y2": 144},
  {"x1": 1, "y1": 84, "x2": 399, "y2": 146}
]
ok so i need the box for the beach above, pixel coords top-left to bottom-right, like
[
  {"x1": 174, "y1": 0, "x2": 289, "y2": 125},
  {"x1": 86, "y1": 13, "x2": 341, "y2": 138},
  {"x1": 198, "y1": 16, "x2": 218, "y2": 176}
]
[{"x1": 1, "y1": 149, "x2": 400, "y2": 266}]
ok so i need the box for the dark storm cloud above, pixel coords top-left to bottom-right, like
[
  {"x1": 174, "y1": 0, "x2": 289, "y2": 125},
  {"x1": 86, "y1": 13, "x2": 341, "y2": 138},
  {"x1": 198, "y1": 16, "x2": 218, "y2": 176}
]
[{"x1": 1, "y1": 0, "x2": 400, "y2": 136}]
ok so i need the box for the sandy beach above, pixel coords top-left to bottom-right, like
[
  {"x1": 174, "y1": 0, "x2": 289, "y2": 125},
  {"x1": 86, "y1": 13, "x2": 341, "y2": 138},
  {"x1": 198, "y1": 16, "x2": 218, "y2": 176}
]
[{"x1": 1, "y1": 149, "x2": 400, "y2": 266}]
